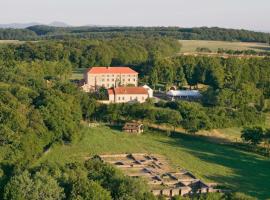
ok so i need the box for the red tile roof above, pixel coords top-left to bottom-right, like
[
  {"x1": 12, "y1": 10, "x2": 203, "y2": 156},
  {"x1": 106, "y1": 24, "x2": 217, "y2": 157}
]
[
  {"x1": 108, "y1": 87, "x2": 148, "y2": 95},
  {"x1": 87, "y1": 67, "x2": 138, "y2": 74}
]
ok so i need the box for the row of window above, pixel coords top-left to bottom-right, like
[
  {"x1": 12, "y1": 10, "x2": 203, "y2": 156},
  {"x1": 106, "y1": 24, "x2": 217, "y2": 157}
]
[
  {"x1": 117, "y1": 96, "x2": 145, "y2": 101},
  {"x1": 101, "y1": 74, "x2": 137, "y2": 77},
  {"x1": 101, "y1": 78, "x2": 136, "y2": 82}
]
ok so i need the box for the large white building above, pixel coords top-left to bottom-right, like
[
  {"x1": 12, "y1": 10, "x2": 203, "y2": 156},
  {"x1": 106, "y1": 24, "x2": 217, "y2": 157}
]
[{"x1": 82, "y1": 67, "x2": 138, "y2": 92}]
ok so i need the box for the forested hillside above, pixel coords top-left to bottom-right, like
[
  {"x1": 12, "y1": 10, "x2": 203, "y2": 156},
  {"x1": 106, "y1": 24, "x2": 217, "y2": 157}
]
[
  {"x1": 0, "y1": 35, "x2": 270, "y2": 199},
  {"x1": 0, "y1": 26, "x2": 270, "y2": 43}
]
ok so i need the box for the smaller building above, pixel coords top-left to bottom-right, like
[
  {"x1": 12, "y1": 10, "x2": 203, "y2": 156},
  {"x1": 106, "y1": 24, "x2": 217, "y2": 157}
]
[
  {"x1": 143, "y1": 85, "x2": 154, "y2": 98},
  {"x1": 166, "y1": 90, "x2": 202, "y2": 101},
  {"x1": 123, "y1": 122, "x2": 144, "y2": 134},
  {"x1": 108, "y1": 87, "x2": 148, "y2": 103}
]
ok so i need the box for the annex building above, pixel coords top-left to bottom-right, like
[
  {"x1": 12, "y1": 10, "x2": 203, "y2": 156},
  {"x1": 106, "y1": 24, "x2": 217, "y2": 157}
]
[{"x1": 108, "y1": 86, "x2": 149, "y2": 103}]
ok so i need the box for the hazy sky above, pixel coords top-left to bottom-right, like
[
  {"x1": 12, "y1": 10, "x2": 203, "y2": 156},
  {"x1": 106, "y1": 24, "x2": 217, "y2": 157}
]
[{"x1": 0, "y1": 0, "x2": 269, "y2": 31}]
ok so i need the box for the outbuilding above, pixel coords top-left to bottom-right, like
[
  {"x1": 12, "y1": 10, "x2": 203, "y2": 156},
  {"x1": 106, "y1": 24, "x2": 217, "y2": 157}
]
[
  {"x1": 122, "y1": 122, "x2": 144, "y2": 134},
  {"x1": 143, "y1": 85, "x2": 154, "y2": 98},
  {"x1": 166, "y1": 90, "x2": 202, "y2": 101}
]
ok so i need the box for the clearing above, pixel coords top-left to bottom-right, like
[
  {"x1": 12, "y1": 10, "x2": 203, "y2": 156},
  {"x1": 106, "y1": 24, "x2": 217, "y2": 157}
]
[
  {"x1": 179, "y1": 40, "x2": 270, "y2": 53},
  {"x1": 71, "y1": 68, "x2": 87, "y2": 80},
  {"x1": 0, "y1": 40, "x2": 24, "y2": 44},
  {"x1": 37, "y1": 125, "x2": 270, "y2": 199}
]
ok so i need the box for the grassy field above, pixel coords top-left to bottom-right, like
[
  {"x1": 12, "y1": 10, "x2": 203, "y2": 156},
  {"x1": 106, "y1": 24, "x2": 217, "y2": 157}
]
[
  {"x1": 37, "y1": 125, "x2": 270, "y2": 199},
  {"x1": 0, "y1": 40, "x2": 24, "y2": 44},
  {"x1": 71, "y1": 68, "x2": 86, "y2": 80},
  {"x1": 179, "y1": 40, "x2": 270, "y2": 53}
]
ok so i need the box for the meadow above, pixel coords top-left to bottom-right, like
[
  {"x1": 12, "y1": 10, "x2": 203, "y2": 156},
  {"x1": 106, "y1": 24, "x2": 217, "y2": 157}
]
[
  {"x1": 71, "y1": 67, "x2": 87, "y2": 80},
  {"x1": 37, "y1": 125, "x2": 270, "y2": 199},
  {"x1": 179, "y1": 40, "x2": 270, "y2": 53},
  {"x1": 0, "y1": 40, "x2": 24, "y2": 44}
]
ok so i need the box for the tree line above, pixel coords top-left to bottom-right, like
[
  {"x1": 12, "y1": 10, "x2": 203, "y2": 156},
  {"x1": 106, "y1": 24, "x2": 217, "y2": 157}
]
[
  {"x1": 0, "y1": 37, "x2": 180, "y2": 68},
  {"x1": 0, "y1": 26, "x2": 270, "y2": 43}
]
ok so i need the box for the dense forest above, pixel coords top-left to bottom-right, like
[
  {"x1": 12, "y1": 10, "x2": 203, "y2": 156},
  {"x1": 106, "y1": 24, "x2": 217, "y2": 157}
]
[
  {"x1": 0, "y1": 35, "x2": 269, "y2": 199},
  {"x1": 0, "y1": 37, "x2": 180, "y2": 68},
  {"x1": 0, "y1": 26, "x2": 270, "y2": 43}
]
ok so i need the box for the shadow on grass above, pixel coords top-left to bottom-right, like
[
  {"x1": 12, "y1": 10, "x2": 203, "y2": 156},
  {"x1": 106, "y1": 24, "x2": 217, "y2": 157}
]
[
  {"x1": 250, "y1": 46, "x2": 270, "y2": 52},
  {"x1": 158, "y1": 132, "x2": 270, "y2": 199}
]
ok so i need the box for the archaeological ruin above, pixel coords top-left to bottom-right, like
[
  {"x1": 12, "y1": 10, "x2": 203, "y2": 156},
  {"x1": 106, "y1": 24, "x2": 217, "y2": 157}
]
[{"x1": 97, "y1": 153, "x2": 222, "y2": 198}]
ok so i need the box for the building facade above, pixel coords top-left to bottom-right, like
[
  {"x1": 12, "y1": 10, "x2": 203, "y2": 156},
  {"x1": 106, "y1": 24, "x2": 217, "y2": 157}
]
[
  {"x1": 82, "y1": 67, "x2": 138, "y2": 92},
  {"x1": 108, "y1": 87, "x2": 148, "y2": 103}
]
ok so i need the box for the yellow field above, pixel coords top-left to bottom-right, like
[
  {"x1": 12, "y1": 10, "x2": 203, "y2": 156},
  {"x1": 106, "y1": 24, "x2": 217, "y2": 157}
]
[
  {"x1": 0, "y1": 40, "x2": 24, "y2": 44},
  {"x1": 179, "y1": 40, "x2": 270, "y2": 53}
]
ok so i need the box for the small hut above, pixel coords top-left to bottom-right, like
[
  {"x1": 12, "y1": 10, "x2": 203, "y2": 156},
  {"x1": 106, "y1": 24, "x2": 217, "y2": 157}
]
[{"x1": 123, "y1": 122, "x2": 144, "y2": 134}]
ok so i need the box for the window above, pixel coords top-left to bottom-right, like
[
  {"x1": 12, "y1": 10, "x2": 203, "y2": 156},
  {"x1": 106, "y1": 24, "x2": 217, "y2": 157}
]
[
  {"x1": 134, "y1": 79, "x2": 136, "y2": 81},
  {"x1": 122, "y1": 97, "x2": 125, "y2": 100},
  {"x1": 102, "y1": 79, "x2": 105, "y2": 82},
  {"x1": 107, "y1": 84, "x2": 109, "y2": 87},
  {"x1": 118, "y1": 97, "x2": 121, "y2": 101},
  {"x1": 107, "y1": 79, "x2": 109, "y2": 81},
  {"x1": 112, "y1": 79, "x2": 114, "y2": 81},
  {"x1": 128, "y1": 79, "x2": 130, "y2": 81},
  {"x1": 123, "y1": 79, "x2": 125, "y2": 82},
  {"x1": 130, "y1": 96, "x2": 133, "y2": 100},
  {"x1": 142, "y1": 97, "x2": 145, "y2": 100}
]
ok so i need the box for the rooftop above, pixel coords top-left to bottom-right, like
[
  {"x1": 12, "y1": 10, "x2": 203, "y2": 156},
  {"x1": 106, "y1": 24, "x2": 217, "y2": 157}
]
[
  {"x1": 167, "y1": 90, "x2": 202, "y2": 97},
  {"x1": 108, "y1": 87, "x2": 148, "y2": 95},
  {"x1": 87, "y1": 67, "x2": 138, "y2": 74}
]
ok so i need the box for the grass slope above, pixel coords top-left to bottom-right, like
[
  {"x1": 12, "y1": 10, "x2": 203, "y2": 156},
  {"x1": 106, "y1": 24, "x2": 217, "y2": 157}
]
[
  {"x1": 179, "y1": 40, "x2": 270, "y2": 53},
  {"x1": 71, "y1": 68, "x2": 87, "y2": 80},
  {"x1": 38, "y1": 126, "x2": 270, "y2": 199}
]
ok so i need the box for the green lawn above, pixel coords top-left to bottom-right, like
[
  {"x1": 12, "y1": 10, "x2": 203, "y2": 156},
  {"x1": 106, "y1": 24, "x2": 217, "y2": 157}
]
[
  {"x1": 37, "y1": 125, "x2": 270, "y2": 199},
  {"x1": 71, "y1": 68, "x2": 87, "y2": 80},
  {"x1": 179, "y1": 40, "x2": 270, "y2": 53}
]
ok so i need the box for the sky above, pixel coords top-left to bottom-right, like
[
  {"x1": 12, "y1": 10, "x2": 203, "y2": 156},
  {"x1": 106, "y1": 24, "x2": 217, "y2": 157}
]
[{"x1": 0, "y1": 0, "x2": 269, "y2": 31}]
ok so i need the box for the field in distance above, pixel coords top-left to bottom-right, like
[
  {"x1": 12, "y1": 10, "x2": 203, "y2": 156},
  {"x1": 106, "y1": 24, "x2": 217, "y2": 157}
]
[
  {"x1": 37, "y1": 125, "x2": 270, "y2": 199},
  {"x1": 0, "y1": 40, "x2": 24, "y2": 44},
  {"x1": 179, "y1": 40, "x2": 270, "y2": 53}
]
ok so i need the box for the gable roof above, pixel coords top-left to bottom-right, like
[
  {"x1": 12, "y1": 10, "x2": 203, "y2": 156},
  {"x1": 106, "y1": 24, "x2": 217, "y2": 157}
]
[
  {"x1": 87, "y1": 67, "x2": 138, "y2": 74},
  {"x1": 108, "y1": 87, "x2": 148, "y2": 95}
]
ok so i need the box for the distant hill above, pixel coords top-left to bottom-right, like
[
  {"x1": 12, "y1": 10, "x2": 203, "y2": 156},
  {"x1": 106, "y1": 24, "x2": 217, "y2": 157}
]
[
  {"x1": 0, "y1": 21, "x2": 70, "y2": 29},
  {"x1": 0, "y1": 22, "x2": 41, "y2": 29},
  {"x1": 48, "y1": 21, "x2": 70, "y2": 27}
]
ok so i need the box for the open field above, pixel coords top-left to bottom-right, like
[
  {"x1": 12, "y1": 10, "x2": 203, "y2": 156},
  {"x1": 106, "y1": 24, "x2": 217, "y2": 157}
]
[
  {"x1": 37, "y1": 125, "x2": 270, "y2": 199},
  {"x1": 203, "y1": 112, "x2": 270, "y2": 142},
  {"x1": 0, "y1": 40, "x2": 24, "y2": 44},
  {"x1": 179, "y1": 40, "x2": 270, "y2": 53},
  {"x1": 71, "y1": 68, "x2": 86, "y2": 80}
]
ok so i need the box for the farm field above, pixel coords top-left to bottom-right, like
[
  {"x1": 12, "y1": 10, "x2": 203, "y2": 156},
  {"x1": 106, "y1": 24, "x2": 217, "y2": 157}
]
[
  {"x1": 179, "y1": 40, "x2": 270, "y2": 53},
  {"x1": 0, "y1": 40, "x2": 24, "y2": 44},
  {"x1": 37, "y1": 125, "x2": 270, "y2": 199}
]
